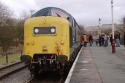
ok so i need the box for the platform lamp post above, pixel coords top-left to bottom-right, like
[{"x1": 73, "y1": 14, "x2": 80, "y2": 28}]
[
  {"x1": 98, "y1": 18, "x2": 101, "y2": 35},
  {"x1": 111, "y1": 0, "x2": 116, "y2": 53}
]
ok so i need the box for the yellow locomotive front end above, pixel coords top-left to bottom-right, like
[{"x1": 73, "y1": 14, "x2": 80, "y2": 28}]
[
  {"x1": 21, "y1": 16, "x2": 70, "y2": 74},
  {"x1": 21, "y1": 7, "x2": 82, "y2": 76}
]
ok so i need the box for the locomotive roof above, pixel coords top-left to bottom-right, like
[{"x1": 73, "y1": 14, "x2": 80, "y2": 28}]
[
  {"x1": 31, "y1": 7, "x2": 81, "y2": 32},
  {"x1": 32, "y1": 7, "x2": 72, "y2": 18}
]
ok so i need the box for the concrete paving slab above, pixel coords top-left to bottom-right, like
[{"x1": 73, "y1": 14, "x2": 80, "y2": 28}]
[
  {"x1": 90, "y1": 46, "x2": 125, "y2": 83},
  {"x1": 69, "y1": 47, "x2": 102, "y2": 83},
  {"x1": 69, "y1": 45, "x2": 125, "y2": 83}
]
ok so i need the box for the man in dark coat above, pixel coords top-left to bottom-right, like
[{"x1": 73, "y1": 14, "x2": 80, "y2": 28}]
[{"x1": 124, "y1": 32, "x2": 125, "y2": 47}]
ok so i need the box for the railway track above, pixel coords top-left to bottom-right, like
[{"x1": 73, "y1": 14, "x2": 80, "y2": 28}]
[
  {"x1": 0, "y1": 61, "x2": 27, "y2": 80},
  {"x1": 26, "y1": 72, "x2": 65, "y2": 83}
]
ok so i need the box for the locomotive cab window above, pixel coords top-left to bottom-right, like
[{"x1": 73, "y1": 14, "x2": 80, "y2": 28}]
[{"x1": 33, "y1": 27, "x2": 56, "y2": 34}]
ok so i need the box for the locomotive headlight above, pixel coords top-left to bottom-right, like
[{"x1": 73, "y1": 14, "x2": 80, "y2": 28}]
[
  {"x1": 50, "y1": 28, "x2": 55, "y2": 33},
  {"x1": 34, "y1": 28, "x2": 39, "y2": 33}
]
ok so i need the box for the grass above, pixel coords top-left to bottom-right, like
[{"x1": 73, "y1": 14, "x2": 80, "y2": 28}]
[{"x1": 0, "y1": 53, "x2": 20, "y2": 65}]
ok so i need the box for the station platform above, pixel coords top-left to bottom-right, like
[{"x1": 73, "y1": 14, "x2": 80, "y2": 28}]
[{"x1": 68, "y1": 45, "x2": 125, "y2": 83}]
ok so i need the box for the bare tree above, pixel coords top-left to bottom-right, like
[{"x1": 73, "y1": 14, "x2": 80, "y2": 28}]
[
  {"x1": 0, "y1": 2, "x2": 30, "y2": 63},
  {"x1": 16, "y1": 11, "x2": 30, "y2": 45},
  {"x1": 0, "y1": 26, "x2": 16, "y2": 63},
  {"x1": 14, "y1": 11, "x2": 30, "y2": 55},
  {"x1": 0, "y1": 2, "x2": 12, "y2": 27},
  {"x1": 0, "y1": 2, "x2": 15, "y2": 63}
]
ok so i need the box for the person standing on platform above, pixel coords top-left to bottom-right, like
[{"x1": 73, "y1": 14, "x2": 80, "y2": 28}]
[
  {"x1": 115, "y1": 33, "x2": 120, "y2": 47},
  {"x1": 99, "y1": 35, "x2": 102, "y2": 46},
  {"x1": 104, "y1": 34, "x2": 109, "y2": 47},
  {"x1": 124, "y1": 32, "x2": 125, "y2": 47},
  {"x1": 110, "y1": 34, "x2": 113, "y2": 45},
  {"x1": 89, "y1": 35, "x2": 93, "y2": 46},
  {"x1": 95, "y1": 35, "x2": 99, "y2": 46},
  {"x1": 82, "y1": 34, "x2": 88, "y2": 47},
  {"x1": 101, "y1": 35, "x2": 105, "y2": 46}
]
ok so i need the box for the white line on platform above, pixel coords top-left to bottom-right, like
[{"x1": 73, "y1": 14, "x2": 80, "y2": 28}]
[
  {"x1": 65, "y1": 47, "x2": 83, "y2": 83},
  {"x1": 81, "y1": 60, "x2": 89, "y2": 63},
  {"x1": 80, "y1": 68, "x2": 88, "y2": 71}
]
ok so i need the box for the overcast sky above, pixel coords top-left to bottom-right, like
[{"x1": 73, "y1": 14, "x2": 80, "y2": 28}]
[{"x1": 0, "y1": 0, "x2": 125, "y2": 26}]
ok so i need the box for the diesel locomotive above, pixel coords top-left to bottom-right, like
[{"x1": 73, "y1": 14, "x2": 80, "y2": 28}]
[{"x1": 21, "y1": 7, "x2": 82, "y2": 76}]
